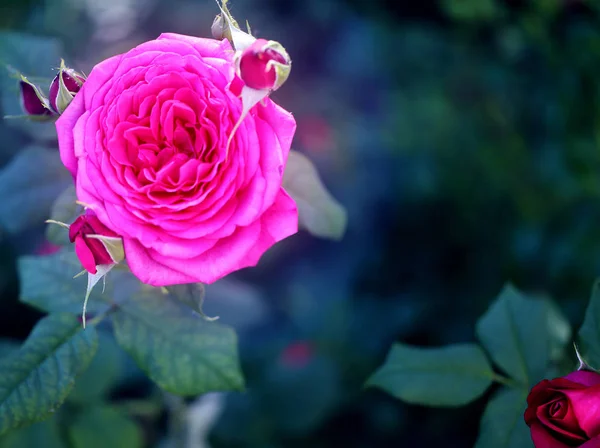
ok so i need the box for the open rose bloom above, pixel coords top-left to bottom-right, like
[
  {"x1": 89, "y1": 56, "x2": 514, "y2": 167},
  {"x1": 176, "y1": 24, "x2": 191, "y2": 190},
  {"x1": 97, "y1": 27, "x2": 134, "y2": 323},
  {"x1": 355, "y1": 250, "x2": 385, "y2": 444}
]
[
  {"x1": 56, "y1": 33, "x2": 298, "y2": 286},
  {"x1": 525, "y1": 370, "x2": 600, "y2": 447}
]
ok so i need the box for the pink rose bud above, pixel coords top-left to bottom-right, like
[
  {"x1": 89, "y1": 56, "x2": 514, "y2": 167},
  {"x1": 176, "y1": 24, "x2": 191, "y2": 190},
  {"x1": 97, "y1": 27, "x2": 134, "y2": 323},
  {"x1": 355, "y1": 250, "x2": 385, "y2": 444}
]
[
  {"x1": 49, "y1": 61, "x2": 85, "y2": 114},
  {"x1": 19, "y1": 79, "x2": 54, "y2": 116},
  {"x1": 35, "y1": 241, "x2": 61, "y2": 256},
  {"x1": 238, "y1": 39, "x2": 291, "y2": 90},
  {"x1": 69, "y1": 212, "x2": 122, "y2": 274}
]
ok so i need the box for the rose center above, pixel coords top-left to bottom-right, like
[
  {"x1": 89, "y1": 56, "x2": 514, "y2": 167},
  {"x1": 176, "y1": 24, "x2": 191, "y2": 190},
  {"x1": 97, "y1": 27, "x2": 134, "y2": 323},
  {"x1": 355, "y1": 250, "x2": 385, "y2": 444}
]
[{"x1": 548, "y1": 398, "x2": 568, "y2": 419}]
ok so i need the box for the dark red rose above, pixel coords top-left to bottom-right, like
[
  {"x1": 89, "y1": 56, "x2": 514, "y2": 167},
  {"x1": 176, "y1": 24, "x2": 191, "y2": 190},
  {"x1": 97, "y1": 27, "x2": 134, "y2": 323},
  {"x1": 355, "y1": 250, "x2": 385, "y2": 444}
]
[{"x1": 525, "y1": 371, "x2": 600, "y2": 447}]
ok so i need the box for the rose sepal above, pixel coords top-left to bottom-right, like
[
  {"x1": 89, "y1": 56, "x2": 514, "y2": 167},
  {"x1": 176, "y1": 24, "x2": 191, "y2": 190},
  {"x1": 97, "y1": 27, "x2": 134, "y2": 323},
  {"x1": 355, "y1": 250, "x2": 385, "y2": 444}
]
[
  {"x1": 49, "y1": 59, "x2": 86, "y2": 114},
  {"x1": 46, "y1": 217, "x2": 124, "y2": 327},
  {"x1": 16, "y1": 74, "x2": 57, "y2": 119},
  {"x1": 213, "y1": 0, "x2": 255, "y2": 51}
]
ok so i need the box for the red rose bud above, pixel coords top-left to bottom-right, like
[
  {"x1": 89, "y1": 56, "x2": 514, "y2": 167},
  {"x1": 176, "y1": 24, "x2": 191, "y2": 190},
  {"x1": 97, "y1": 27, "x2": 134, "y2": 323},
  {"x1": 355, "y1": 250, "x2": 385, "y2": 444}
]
[
  {"x1": 525, "y1": 370, "x2": 600, "y2": 447},
  {"x1": 49, "y1": 61, "x2": 85, "y2": 114},
  {"x1": 280, "y1": 341, "x2": 313, "y2": 368},
  {"x1": 238, "y1": 39, "x2": 291, "y2": 91},
  {"x1": 19, "y1": 78, "x2": 54, "y2": 116},
  {"x1": 35, "y1": 241, "x2": 61, "y2": 256},
  {"x1": 69, "y1": 212, "x2": 123, "y2": 274}
]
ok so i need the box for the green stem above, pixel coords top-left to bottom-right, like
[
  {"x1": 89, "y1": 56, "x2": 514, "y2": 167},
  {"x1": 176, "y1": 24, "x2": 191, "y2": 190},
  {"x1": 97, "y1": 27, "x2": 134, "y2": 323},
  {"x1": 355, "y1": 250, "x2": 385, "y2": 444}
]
[
  {"x1": 164, "y1": 392, "x2": 187, "y2": 448},
  {"x1": 114, "y1": 399, "x2": 163, "y2": 418},
  {"x1": 492, "y1": 373, "x2": 524, "y2": 389},
  {"x1": 87, "y1": 303, "x2": 119, "y2": 327}
]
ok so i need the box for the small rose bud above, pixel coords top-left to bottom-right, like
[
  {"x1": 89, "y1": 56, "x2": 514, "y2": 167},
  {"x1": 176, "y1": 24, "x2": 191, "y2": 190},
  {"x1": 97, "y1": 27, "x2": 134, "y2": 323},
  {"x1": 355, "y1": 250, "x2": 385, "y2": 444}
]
[
  {"x1": 238, "y1": 39, "x2": 291, "y2": 90},
  {"x1": 19, "y1": 78, "x2": 54, "y2": 116},
  {"x1": 211, "y1": 14, "x2": 232, "y2": 41},
  {"x1": 35, "y1": 241, "x2": 61, "y2": 256},
  {"x1": 69, "y1": 212, "x2": 123, "y2": 274},
  {"x1": 213, "y1": 0, "x2": 255, "y2": 51},
  {"x1": 49, "y1": 61, "x2": 85, "y2": 114},
  {"x1": 280, "y1": 341, "x2": 313, "y2": 368}
]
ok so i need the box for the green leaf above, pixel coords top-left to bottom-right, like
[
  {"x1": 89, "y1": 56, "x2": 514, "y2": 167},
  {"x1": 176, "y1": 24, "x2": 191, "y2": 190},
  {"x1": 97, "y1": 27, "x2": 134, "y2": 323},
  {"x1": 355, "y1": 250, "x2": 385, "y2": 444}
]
[
  {"x1": 283, "y1": 150, "x2": 347, "y2": 241},
  {"x1": 546, "y1": 299, "x2": 571, "y2": 363},
  {"x1": 166, "y1": 283, "x2": 219, "y2": 321},
  {"x1": 166, "y1": 283, "x2": 206, "y2": 314},
  {"x1": 0, "y1": 147, "x2": 71, "y2": 234},
  {"x1": 577, "y1": 280, "x2": 600, "y2": 369},
  {"x1": 365, "y1": 343, "x2": 494, "y2": 406},
  {"x1": 111, "y1": 288, "x2": 244, "y2": 396},
  {"x1": 68, "y1": 405, "x2": 142, "y2": 448},
  {"x1": 476, "y1": 284, "x2": 549, "y2": 387},
  {"x1": 68, "y1": 331, "x2": 123, "y2": 404},
  {"x1": 0, "y1": 314, "x2": 98, "y2": 435},
  {"x1": 0, "y1": 341, "x2": 19, "y2": 361},
  {"x1": 0, "y1": 419, "x2": 66, "y2": 448},
  {"x1": 18, "y1": 249, "x2": 111, "y2": 314},
  {"x1": 0, "y1": 32, "x2": 62, "y2": 139},
  {"x1": 46, "y1": 185, "x2": 81, "y2": 246},
  {"x1": 475, "y1": 387, "x2": 533, "y2": 448}
]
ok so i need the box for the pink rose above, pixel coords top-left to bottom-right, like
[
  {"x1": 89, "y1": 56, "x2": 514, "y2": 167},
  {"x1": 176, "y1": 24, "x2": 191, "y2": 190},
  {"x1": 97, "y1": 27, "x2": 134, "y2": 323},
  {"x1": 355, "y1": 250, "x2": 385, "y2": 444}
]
[
  {"x1": 56, "y1": 33, "x2": 298, "y2": 286},
  {"x1": 525, "y1": 371, "x2": 600, "y2": 447}
]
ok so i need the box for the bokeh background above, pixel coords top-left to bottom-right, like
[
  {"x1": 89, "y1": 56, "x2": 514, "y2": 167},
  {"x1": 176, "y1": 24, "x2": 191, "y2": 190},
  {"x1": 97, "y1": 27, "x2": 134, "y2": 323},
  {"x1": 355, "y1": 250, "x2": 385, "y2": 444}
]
[{"x1": 1, "y1": 0, "x2": 600, "y2": 447}]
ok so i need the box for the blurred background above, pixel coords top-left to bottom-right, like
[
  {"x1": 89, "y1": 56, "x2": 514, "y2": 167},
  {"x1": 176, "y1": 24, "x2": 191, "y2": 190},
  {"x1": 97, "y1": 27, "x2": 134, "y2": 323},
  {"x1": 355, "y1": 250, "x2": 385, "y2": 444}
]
[{"x1": 1, "y1": 0, "x2": 600, "y2": 447}]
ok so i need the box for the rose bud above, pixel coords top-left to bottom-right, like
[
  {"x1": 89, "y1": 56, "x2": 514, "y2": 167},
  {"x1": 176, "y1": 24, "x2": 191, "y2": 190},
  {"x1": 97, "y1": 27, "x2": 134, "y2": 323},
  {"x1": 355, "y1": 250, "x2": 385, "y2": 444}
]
[
  {"x1": 69, "y1": 212, "x2": 123, "y2": 274},
  {"x1": 48, "y1": 61, "x2": 85, "y2": 114},
  {"x1": 238, "y1": 39, "x2": 291, "y2": 91},
  {"x1": 213, "y1": 0, "x2": 255, "y2": 52},
  {"x1": 279, "y1": 341, "x2": 313, "y2": 368},
  {"x1": 524, "y1": 370, "x2": 600, "y2": 447},
  {"x1": 211, "y1": 14, "x2": 231, "y2": 41},
  {"x1": 19, "y1": 77, "x2": 54, "y2": 116}
]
